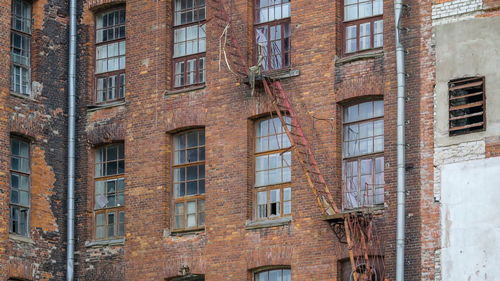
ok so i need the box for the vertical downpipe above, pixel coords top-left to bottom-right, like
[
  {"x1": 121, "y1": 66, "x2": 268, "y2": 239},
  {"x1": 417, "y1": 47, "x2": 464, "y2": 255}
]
[
  {"x1": 394, "y1": 0, "x2": 406, "y2": 281},
  {"x1": 67, "y1": 0, "x2": 77, "y2": 278}
]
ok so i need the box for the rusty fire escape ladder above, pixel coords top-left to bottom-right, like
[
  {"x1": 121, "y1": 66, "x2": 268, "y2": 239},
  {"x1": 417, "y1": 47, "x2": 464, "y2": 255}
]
[{"x1": 262, "y1": 79, "x2": 339, "y2": 216}]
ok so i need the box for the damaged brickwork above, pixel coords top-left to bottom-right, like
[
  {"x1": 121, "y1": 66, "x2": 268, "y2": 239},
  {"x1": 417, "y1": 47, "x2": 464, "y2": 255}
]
[{"x1": 0, "y1": 0, "x2": 69, "y2": 280}]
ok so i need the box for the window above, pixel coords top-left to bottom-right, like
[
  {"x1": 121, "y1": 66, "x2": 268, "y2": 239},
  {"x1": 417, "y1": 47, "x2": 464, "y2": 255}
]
[
  {"x1": 255, "y1": 269, "x2": 291, "y2": 281},
  {"x1": 94, "y1": 143, "x2": 125, "y2": 240},
  {"x1": 340, "y1": 257, "x2": 384, "y2": 281},
  {"x1": 173, "y1": 0, "x2": 206, "y2": 88},
  {"x1": 172, "y1": 130, "x2": 205, "y2": 230},
  {"x1": 10, "y1": 0, "x2": 32, "y2": 95},
  {"x1": 10, "y1": 138, "x2": 31, "y2": 236},
  {"x1": 255, "y1": 117, "x2": 292, "y2": 219},
  {"x1": 95, "y1": 8, "x2": 126, "y2": 103},
  {"x1": 343, "y1": 0, "x2": 383, "y2": 54},
  {"x1": 448, "y1": 77, "x2": 485, "y2": 136},
  {"x1": 343, "y1": 101, "x2": 384, "y2": 209},
  {"x1": 254, "y1": 0, "x2": 291, "y2": 71}
]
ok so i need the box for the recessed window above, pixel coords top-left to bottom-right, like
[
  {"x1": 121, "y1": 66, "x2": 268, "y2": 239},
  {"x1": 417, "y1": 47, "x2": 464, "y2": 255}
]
[
  {"x1": 340, "y1": 257, "x2": 384, "y2": 281},
  {"x1": 10, "y1": 0, "x2": 32, "y2": 95},
  {"x1": 94, "y1": 143, "x2": 125, "y2": 240},
  {"x1": 448, "y1": 77, "x2": 485, "y2": 136},
  {"x1": 10, "y1": 137, "x2": 31, "y2": 236},
  {"x1": 95, "y1": 8, "x2": 126, "y2": 103},
  {"x1": 255, "y1": 268, "x2": 291, "y2": 281},
  {"x1": 173, "y1": 0, "x2": 206, "y2": 88},
  {"x1": 172, "y1": 129, "x2": 206, "y2": 230},
  {"x1": 254, "y1": 0, "x2": 291, "y2": 71},
  {"x1": 255, "y1": 117, "x2": 292, "y2": 219},
  {"x1": 343, "y1": 0, "x2": 383, "y2": 54},
  {"x1": 343, "y1": 101, "x2": 384, "y2": 209}
]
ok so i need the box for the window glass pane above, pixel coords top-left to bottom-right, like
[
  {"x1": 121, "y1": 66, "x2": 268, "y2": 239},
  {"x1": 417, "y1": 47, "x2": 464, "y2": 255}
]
[
  {"x1": 269, "y1": 270, "x2": 282, "y2": 281},
  {"x1": 374, "y1": 100, "x2": 384, "y2": 117},
  {"x1": 359, "y1": 1, "x2": 373, "y2": 18},
  {"x1": 345, "y1": 4, "x2": 358, "y2": 21},
  {"x1": 374, "y1": 0, "x2": 383, "y2": 15}
]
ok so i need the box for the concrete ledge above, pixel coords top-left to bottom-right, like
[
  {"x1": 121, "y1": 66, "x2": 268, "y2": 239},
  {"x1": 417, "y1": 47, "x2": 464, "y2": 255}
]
[
  {"x1": 10, "y1": 92, "x2": 38, "y2": 102},
  {"x1": 166, "y1": 227, "x2": 205, "y2": 237},
  {"x1": 9, "y1": 234, "x2": 35, "y2": 244},
  {"x1": 164, "y1": 85, "x2": 206, "y2": 97},
  {"x1": 245, "y1": 217, "x2": 292, "y2": 230},
  {"x1": 87, "y1": 100, "x2": 127, "y2": 112},
  {"x1": 335, "y1": 50, "x2": 384, "y2": 66},
  {"x1": 85, "y1": 238, "x2": 125, "y2": 248}
]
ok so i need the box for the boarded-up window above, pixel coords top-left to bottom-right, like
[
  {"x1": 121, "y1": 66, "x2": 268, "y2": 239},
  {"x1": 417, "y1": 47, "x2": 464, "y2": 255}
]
[{"x1": 449, "y1": 77, "x2": 485, "y2": 136}]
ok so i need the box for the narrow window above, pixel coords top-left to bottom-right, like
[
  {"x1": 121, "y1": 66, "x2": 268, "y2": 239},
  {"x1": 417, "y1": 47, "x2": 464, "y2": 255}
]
[
  {"x1": 95, "y1": 8, "x2": 126, "y2": 103},
  {"x1": 255, "y1": 117, "x2": 292, "y2": 219},
  {"x1": 10, "y1": 0, "x2": 32, "y2": 95},
  {"x1": 10, "y1": 138, "x2": 31, "y2": 236},
  {"x1": 342, "y1": 101, "x2": 384, "y2": 209},
  {"x1": 254, "y1": 0, "x2": 291, "y2": 71},
  {"x1": 173, "y1": 0, "x2": 206, "y2": 88},
  {"x1": 448, "y1": 77, "x2": 485, "y2": 135},
  {"x1": 343, "y1": 0, "x2": 383, "y2": 54},
  {"x1": 94, "y1": 143, "x2": 125, "y2": 240},
  {"x1": 172, "y1": 129, "x2": 205, "y2": 230},
  {"x1": 255, "y1": 269, "x2": 291, "y2": 281}
]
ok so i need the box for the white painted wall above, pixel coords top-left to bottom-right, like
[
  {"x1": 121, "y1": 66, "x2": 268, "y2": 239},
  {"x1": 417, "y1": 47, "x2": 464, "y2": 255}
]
[{"x1": 441, "y1": 157, "x2": 500, "y2": 281}]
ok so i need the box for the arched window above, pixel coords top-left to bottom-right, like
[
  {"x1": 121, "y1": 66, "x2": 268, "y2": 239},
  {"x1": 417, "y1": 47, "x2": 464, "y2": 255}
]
[
  {"x1": 342, "y1": 100, "x2": 384, "y2": 209},
  {"x1": 254, "y1": 268, "x2": 291, "y2": 281}
]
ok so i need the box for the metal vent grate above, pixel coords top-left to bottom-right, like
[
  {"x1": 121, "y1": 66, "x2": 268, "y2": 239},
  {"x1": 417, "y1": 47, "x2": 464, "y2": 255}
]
[{"x1": 448, "y1": 77, "x2": 485, "y2": 136}]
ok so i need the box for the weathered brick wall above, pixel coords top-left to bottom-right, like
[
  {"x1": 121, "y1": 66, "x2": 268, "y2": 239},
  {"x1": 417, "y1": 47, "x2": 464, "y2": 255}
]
[
  {"x1": 0, "y1": 0, "x2": 69, "y2": 280},
  {"x1": 81, "y1": 0, "x2": 438, "y2": 280}
]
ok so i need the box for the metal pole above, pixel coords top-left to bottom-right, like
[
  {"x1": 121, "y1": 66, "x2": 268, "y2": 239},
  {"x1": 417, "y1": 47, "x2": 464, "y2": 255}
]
[
  {"x1": 394, "y1": 0, "x2": 406, "y2": 280},
  {"x1": 67, "y1": 0, "x2": 77, "y2": 278}
]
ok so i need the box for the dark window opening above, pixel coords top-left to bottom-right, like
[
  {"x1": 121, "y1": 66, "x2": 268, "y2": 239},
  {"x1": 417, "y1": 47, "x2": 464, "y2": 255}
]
[{"x1": 448, "y1": 76, "x2": 485, "y2": 136}]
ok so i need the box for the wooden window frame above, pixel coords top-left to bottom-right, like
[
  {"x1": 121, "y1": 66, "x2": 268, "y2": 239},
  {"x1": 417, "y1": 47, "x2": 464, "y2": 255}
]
[
  {"x1": 341, "y1": 0, "x2": 383, "y2": 56},
  {"x1": 342, "y1": 101, "x2": 384, "y2": 210},
  {"x1": 254, "y1": 0, "x2": 291, "y2": 71},
  {"x1": 172, "y1": 0, "x2": 207, "y2": 89},
  {"x1": 171, "y1": 129, "x2": 206, "y2": 231},
  {"x1": 254, "y1": 268, "x2": 291, "y2": 281},
  {"x1": 254, "y1": 116, "x2": 292, "y2": 221},
  {"x1": 94, "y1": 143, "x2": 125, "y2": 240},
  {"x1": 94, "y1": 7, "x2": 126, "y2": 104},
  {"x1": 10, "y1": 0, "x2": 32, "y2": 96},
  {"x1": 9, "y1": 137, "x2": 31, "y2": 237},
  {"x1": 448, "y1": 76, "x2": 486, "y2": 136}
]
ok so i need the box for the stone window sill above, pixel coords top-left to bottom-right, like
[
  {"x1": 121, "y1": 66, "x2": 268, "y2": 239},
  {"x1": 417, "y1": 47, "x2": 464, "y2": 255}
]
[
  {"x1": 87, "y1": 100, "x2": 128, "y2": 112},
  {"x1": 164, "y1": 85, "x2": 206, "y2": 97},
  {"x1": 10, "y1": 92, "x2": 38, "y2": 102},
  {"x1": 165, "y1": 227, "x2": 205, "y2": 237},
  {"x1": 9, "y1": 233, "x2": 35, "y2": 244},
  {"x1": 245, "y1": 217, "x2": 292, "y2": 230},
  {"x1": 85, "y1": 238, "x2": 125, "y2": 248},
  {"x1": 335, "y1": 50, "x2": 384, "y2": 66}
]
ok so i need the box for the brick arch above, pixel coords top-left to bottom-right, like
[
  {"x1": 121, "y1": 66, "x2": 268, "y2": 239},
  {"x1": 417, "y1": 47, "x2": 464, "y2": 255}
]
[
  {"x1": 7, "y1": 259, "x2": 38, "y2": 281},
  {"x1": 335, "y1": 75, "x2": 385, "y2": 104},
  {"x1": 86, "y1": 121, "x2": 126, "y2": 146},
  {"x1": 86, "y1": 0, "x2": 126, "y2": 11},
  {"x1": 245, "y1": 246, "x2": 293, "y2": 270}
]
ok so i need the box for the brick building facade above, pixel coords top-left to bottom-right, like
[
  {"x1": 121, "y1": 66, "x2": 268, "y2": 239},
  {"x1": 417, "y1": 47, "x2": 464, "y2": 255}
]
[{"x1": 0, "y1": 0, "x2": 499, "y2": 280}]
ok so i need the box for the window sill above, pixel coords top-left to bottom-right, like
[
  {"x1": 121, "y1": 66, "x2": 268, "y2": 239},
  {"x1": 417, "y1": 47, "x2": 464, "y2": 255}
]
[
  {"x1": 166, "y1": 227, "x2": 205, "y2": 237},
  {"x1": 245, "y1": 217, "x2": 292, "y2": 230},
  {"x1": 164, "y1": 85, "x2": 206, "y2": 97},
  {"x1": 243, "y1": 69, "x2": 300, "y2": 84},
  {"x1": 10, "y1": 91, "x2": 38, "y2": 102},
  {"x1": 85, "y1": 238, "x2": 125, "y2": 248},
  {"x1": 9, "y1": 233, "x2": 35, "y2": 244},
  {"x1": 335, "y1": 50, "x2": 384, "y2": 66},
  {"x1": 87, "y1": 100, "x2": 128, "y2": 112}
]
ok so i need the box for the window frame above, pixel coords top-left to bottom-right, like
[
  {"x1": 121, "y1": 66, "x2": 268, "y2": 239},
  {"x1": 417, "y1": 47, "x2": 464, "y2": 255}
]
[
  {"x1": 9, "y1": 137, "x2": 31, "y2": 237},
  {"x1": 341, "y1": 0, "x2": 383, "y2": 56},
  {"x1": 253, "y1": 116, "x2": 292, "y2": 221},
  {"x1": 253, "y1": 0, "x2": 292, "y2": 71},
  {"x1": 10, "y1": 0, "x2": 32, "y2": 96},
  {"x1": 171, "y1": 129, "x2": 206, "y2": 231},
  {"x1": 448, "y1": 76, "x2": 486, "y2": 136},
  {"x1": 341, "y1": 100, "x2": 384, "y2": 210},
  {"x1": 94, "y1": 7, "x2": 126, "y2": 104},
  {"x1": 254, "y1": 267, "x2": 292, "y2": 281},
  {"x1": 93, "y1": 143, "x2": 125, "y2": 240},
  {"x1": 171, "y1": 0, "x2": 207, "y2": 89}
]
